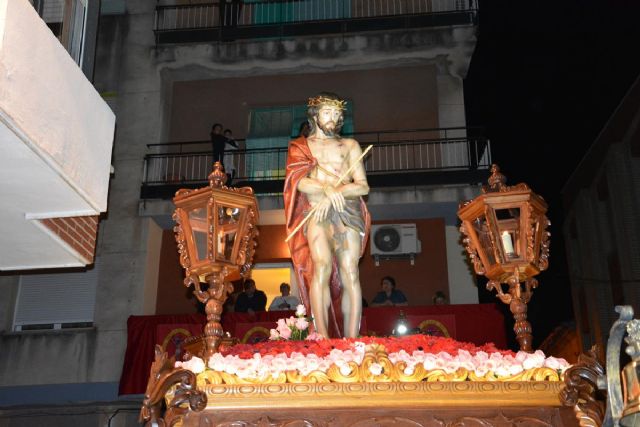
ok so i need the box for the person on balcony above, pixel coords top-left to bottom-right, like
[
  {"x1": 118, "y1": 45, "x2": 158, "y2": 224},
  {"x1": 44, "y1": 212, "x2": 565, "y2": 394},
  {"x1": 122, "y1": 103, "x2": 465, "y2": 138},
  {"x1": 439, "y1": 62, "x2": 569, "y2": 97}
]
[
  {"x1": 234, "y1": 279, "x2": 267, "y2": 314},
  {"x1": 223, "y1": 128, "x2": 239, "y2": 182},
  {"x1": 268, "y1": 283, "x2": 300, "y2": 311},
  {"x1": 211, "y1": 123, "x2": 226, "y2": 166},
  {"x1": 370, "y1": 276, "x2": 408, "y2": 307}
]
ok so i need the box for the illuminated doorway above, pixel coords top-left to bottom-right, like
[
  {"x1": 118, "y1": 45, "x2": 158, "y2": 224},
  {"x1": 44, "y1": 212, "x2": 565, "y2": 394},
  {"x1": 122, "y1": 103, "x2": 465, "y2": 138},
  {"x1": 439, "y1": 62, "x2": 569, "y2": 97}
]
[{"x1": 251, "y1": 262, "x2": 299, "y2": 309}]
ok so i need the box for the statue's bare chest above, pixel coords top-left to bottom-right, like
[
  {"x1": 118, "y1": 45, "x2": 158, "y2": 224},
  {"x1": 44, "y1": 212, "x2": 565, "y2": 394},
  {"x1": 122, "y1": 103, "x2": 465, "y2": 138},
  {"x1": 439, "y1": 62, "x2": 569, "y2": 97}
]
[{"x1": 308, "y1": 139, "x2": 349, "y2": 170}]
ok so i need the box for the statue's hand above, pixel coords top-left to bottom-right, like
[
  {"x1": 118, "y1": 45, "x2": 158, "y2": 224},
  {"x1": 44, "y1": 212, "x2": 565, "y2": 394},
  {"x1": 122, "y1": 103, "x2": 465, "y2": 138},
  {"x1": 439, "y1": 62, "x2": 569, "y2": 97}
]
[
  {"x1": 324, "y1": 186, "x2": 345, "y2": 212},
  {"x1": 314, "y1": 198, "x2": 332, "y2": 222}
]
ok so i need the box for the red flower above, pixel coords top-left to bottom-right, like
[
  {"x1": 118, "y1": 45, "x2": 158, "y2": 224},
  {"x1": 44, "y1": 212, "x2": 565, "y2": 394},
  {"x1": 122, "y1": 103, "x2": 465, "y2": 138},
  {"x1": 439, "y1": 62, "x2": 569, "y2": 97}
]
[{"x1": 219, "y1": 335, "x2": 513, "y2": 359}]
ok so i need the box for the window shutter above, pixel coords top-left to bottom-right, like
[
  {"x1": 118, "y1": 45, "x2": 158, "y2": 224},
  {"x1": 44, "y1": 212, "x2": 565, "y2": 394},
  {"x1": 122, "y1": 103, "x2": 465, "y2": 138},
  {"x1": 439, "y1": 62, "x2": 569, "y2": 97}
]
[{"x1": 13, "y1": 267, "x2": 98, "y2": 331}]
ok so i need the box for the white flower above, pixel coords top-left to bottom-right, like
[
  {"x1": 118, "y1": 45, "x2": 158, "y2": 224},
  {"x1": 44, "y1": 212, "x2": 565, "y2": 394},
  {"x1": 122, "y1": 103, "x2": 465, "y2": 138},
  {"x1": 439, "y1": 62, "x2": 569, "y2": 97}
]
[
  {"x1": 544, "y1": 356, "x2": 571, "y2": 372},
  {"x1": 178, "y1": 356, "x2": 206, "y2": 374},
  {"x1": 369, "y1": 363, "x2": 383, "y2": 376},
  {"x1": 403, "y1": 365, "x2": 415, "y2": 376},
  {"x1": 339, "y1": 364, "x2": 353, "y2": 376},
  {"x1": 521, "y1": 350, "x2": 545, "y2": 370},
  {"x1": 295, "y1": 304, "x2": 306, "y2": 317}
]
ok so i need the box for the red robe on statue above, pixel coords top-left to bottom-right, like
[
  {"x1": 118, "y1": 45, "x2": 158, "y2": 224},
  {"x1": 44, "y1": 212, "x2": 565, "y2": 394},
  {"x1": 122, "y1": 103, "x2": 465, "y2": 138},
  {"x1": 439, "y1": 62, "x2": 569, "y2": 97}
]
[{"x1": 283, "y1": 136, "x2": 371, "y2": 338}]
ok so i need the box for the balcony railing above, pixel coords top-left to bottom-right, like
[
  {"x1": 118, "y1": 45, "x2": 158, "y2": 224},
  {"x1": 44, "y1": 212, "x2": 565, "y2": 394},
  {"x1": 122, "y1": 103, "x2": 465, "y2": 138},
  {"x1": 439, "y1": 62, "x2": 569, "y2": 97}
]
[
  {"x1": 141, "y1": 127, "x2": 490, "y2": 199},
  {"x1": 154, "y1": 0, "x2": 478, "y2": 44}
]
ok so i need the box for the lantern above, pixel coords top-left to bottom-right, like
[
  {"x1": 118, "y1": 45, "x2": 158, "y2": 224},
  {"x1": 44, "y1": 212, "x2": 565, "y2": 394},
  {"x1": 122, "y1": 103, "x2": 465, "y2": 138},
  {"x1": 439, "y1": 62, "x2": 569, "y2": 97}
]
[
  {"x1": 458, "y1": 165, "x2": 550, "y2": 351},
  {"x1": 173, "y1": 162, "x2": 259, "y2": 358}
]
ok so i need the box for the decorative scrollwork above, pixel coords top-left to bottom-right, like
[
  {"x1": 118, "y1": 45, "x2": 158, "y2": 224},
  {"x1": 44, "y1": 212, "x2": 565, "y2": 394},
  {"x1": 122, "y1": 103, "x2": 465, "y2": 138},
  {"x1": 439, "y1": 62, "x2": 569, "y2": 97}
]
[
  {"x1": 482, "y1": 164, "x2": 530, "y2": 194},
  {"x1": 560, "y1": 346, "x2": 605, "y2": 427},
  {"x1": 459, "y1": 223, "x2": 485, "y2": 275},
  {"x1": 538, "y1": 216, "x2": 551, "y2": 271},
  {"x1": 139, "y1": 345, "x2": 207, "y2": 427},
  {"x1": 237, "y1": 206, "x2": 259, "y2": 279},
  {"x1": 173, "y1": 210, "x2": 192, "y2": 272}
]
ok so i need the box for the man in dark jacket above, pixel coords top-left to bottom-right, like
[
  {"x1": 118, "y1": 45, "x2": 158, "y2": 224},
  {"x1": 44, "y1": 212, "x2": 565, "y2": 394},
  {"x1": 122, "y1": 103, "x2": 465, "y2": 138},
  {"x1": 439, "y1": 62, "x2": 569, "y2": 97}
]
[{"x1": 234, "y1": 279, "x2": 267, "y2": 314}]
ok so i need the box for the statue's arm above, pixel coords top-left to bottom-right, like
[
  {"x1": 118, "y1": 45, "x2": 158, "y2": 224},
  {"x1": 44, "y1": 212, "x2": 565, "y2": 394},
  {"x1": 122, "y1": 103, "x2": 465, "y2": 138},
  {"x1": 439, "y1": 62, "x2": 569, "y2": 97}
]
[
  {"x1": 336, "y1": 139, "x2": 370, "y2": 198},
  {"x1": 297, "y1": 176, "x2": 325, "y2": 196}
]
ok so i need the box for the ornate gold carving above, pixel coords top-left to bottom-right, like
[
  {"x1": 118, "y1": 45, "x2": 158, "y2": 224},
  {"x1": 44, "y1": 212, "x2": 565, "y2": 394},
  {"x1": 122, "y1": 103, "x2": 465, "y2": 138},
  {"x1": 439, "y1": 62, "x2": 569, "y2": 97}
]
[
  {"x1": 140, "y1": 345, "x2": 206, "y2": 427},
  {"x1": 195, "y1": 381, "x2": 564, "y2": 410},
  {"x1": 418, "y1": 319, "x2": 451, "y2": 337},
  {"x1": 560, "y1": 346, "x2": 605, "y2": 427}
]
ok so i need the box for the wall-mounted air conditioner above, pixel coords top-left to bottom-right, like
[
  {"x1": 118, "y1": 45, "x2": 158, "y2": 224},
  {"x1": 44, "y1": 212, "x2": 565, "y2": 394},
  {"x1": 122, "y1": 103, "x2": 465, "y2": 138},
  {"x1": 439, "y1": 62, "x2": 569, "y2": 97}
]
[{"x1": 370, "y1": 224, "x2": 422, "y2": 265}]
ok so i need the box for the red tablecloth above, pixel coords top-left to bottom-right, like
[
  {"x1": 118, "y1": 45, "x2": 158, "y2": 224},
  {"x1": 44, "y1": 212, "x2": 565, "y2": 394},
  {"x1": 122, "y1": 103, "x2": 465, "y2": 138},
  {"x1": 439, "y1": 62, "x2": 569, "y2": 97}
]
[{"x1": 119, "y1": 304, "x2": 506, "y2": 395}]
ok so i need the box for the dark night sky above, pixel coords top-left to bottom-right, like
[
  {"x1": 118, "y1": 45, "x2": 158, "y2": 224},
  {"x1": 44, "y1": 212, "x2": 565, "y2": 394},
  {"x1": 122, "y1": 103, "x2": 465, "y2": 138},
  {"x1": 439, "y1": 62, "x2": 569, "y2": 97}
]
[{"x1": 464, "y1": 0, "x2": 640, "y2": 348}]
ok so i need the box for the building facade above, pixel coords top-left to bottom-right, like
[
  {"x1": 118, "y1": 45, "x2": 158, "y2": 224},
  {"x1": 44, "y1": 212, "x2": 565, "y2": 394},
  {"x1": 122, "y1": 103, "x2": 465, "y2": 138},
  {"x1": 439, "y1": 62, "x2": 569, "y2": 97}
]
[
  {"x1": 563, "y1": 76, "x2": 640, "y2": 354},
  {"x1": 1, "y1": 0, "x2": 488, "y2": 424}
]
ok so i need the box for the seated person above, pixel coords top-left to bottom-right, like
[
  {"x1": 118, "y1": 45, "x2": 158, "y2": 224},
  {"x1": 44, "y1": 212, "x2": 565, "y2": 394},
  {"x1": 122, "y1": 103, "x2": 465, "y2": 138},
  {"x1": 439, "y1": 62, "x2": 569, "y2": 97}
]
[
  {"x1": 268, "y1": 282, "x2": 300, "y2": 311},
  {"x1": 234, "y1": 279, "x2": 267, "y2": 314},
  {"x1": 370, "y1": 276, "x2": 408, "y2": 307},
  {"x1": 432, "y1": 290, "x2": 448, "y2": 305}
]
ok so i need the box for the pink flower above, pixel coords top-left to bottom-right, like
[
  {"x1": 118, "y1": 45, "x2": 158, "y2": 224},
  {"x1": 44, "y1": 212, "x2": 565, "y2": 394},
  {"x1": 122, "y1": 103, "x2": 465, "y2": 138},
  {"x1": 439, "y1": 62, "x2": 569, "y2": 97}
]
[
  {"x1": 279, "y1": 326, "x2": 292, "y2": 340},
  {"x1": 295, "y1": 317, "x2": 309, "y2": 331},
  {"x1": 269, "y1": 329, "x2": 280, "y2": 340},
  {"x1": 305, "y1": 332, "x2": 322, "y2": 341}
]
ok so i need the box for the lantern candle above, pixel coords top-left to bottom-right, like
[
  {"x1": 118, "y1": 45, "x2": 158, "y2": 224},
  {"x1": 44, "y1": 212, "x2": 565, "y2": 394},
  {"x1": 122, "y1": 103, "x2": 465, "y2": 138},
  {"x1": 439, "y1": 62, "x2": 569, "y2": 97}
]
[{"x1": 501, "y1": 231, "x2": 515, "y2": 256}]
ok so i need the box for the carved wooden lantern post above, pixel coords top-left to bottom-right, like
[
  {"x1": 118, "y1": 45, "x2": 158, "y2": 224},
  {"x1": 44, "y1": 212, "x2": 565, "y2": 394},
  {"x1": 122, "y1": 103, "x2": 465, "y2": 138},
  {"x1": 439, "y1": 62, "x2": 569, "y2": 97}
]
[
  {"x1": 457, "y1": 164, "x2": 550, "y2": 352},
  {"x1": 173, "y1": 162, "x2": 259, "y2": 359}
]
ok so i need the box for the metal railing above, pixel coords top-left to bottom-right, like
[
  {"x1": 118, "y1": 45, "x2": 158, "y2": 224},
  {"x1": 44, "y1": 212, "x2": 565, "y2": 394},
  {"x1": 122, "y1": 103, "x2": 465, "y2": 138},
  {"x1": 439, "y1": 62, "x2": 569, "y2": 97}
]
[
  {"x1": 155, "y1": 0, "x2": 477, "y2": 33},
  {"x1": 142, "y1": 127, "x2": 490, "y2": 190}
]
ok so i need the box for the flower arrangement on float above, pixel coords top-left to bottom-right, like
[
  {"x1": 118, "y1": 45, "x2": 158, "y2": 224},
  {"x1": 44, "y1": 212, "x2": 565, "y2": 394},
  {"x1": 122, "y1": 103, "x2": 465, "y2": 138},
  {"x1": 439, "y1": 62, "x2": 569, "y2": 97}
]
[{"x1": 175, "y1": 305, "x2": 571, "y2": 385}]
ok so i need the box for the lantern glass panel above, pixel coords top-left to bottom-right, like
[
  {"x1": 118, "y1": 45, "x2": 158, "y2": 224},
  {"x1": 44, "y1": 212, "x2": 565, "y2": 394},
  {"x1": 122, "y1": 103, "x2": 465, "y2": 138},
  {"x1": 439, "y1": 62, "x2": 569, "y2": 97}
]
[
  {"x1": 494, "y1": 208, "x2": 520, "y2": 259},
  {"x1": 473, "y1": 216, "x2": 496, "y2": 266},
  {"x1": 188, "y1": 206, "x2": 209, "y2": 261},
  {"x1": 215, "y1": 205, "x2": 244, "y2": 262}
]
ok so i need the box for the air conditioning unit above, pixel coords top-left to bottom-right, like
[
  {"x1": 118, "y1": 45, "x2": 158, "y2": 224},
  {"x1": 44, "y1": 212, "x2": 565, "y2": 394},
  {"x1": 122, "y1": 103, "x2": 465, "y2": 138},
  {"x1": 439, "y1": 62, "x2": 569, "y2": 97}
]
[{"x1": 370, "y1": 224, "x2": 422, "y2": 261}]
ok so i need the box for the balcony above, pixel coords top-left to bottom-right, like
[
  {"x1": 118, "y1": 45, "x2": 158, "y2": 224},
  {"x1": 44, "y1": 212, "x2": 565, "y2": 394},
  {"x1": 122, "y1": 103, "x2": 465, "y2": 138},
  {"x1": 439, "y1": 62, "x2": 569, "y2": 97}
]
[
  {"x1": 154, "y1": 0, "x2": 478, "y2": 44},
  {"x1": 140, "y1": 127, "x2": 490, "y2": 199}
]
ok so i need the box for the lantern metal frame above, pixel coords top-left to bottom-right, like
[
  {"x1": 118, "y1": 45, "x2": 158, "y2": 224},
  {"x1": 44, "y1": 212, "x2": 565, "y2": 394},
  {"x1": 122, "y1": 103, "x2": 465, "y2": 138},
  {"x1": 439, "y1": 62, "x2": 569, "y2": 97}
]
[
  {"x1": 173, "y1": 163, "x2": 259, "y2": 358},
  {"x1": 458, "y1": 165, "x2": 550, "y2": 351}
]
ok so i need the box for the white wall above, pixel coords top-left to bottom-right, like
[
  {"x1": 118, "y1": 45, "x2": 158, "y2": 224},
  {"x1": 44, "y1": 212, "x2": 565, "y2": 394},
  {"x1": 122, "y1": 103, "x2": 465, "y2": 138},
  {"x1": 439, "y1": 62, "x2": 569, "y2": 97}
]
[
  {"x1": 0, "y1": 0, "x2": 115, "y2": 213},
  {"x1": 445, "y1": 225, "x2": 478, "y2": 304}
]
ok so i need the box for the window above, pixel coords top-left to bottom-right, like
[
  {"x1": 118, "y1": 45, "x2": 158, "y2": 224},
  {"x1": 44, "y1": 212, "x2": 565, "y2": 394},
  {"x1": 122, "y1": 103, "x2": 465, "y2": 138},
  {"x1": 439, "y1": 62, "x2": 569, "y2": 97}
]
[
  {"x1": 31, "y1": 0, "x2": 88, "y2": 66},
  {"x1": 13, "y1": 266, "x2": 98, "y2": 331},
  {"x1": 247, "y1": 0, "x2": 352, "y2": 25},
  {"x1": 246, "y1": 102, "x2": 354, "y2": 179}
]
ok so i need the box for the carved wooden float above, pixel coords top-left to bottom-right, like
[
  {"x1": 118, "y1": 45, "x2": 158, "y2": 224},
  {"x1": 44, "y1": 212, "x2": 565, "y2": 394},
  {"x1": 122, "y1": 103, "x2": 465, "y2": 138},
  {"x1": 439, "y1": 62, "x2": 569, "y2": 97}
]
[{"x1": 139, "y1": 344, "x2": 608, "y2": 427}]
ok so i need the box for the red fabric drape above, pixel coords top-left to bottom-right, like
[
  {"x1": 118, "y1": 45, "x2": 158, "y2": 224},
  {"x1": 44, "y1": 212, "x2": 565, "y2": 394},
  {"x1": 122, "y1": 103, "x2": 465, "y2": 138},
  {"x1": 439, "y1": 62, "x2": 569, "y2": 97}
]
[{"x1": 118, "y1": 313, "x2": 205, "y2": 395}]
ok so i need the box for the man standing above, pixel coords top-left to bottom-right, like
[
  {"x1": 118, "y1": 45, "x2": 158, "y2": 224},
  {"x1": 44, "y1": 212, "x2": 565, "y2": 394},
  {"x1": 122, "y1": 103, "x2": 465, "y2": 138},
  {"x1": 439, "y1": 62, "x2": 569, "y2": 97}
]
[
  {"x1": 284, "y1": 93, "x2": 371, "y2": 338},
  {"x1": 210, "y1": 123, "x2": 226, "y2": 166}
]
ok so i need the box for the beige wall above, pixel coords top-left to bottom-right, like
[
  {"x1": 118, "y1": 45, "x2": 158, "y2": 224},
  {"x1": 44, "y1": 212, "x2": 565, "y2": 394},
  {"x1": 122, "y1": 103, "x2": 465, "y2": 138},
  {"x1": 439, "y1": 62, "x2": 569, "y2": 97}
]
[
  {"x1": 170, "y1": 65, "x2": 439, "y2": 141},
  {"x1": 156, "y1": 217, "x2": 448, "y2": 312}
]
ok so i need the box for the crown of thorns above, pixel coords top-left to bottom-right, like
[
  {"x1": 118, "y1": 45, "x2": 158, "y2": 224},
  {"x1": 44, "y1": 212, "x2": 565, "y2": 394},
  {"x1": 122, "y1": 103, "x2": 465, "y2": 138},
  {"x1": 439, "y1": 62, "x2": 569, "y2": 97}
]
[{"x1": 307, "y1": 95, "x2": 347, "y2": 110}]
